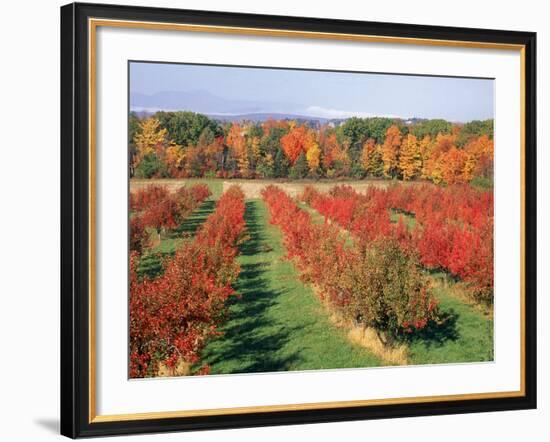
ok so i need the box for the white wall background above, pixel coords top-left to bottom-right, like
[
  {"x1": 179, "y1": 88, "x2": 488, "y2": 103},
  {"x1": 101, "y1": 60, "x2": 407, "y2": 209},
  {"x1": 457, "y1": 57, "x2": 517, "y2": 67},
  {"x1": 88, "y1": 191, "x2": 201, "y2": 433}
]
[{"x1": 0, "y1": 0, "x2": 546, "y2": 440}]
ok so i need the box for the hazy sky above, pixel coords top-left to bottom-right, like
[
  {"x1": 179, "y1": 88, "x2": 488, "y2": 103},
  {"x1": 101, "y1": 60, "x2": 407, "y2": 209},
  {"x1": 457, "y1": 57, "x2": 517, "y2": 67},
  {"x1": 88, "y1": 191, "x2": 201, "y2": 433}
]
[{"x1": 130, "y1": 62, "x2": 494, "y2": 122}]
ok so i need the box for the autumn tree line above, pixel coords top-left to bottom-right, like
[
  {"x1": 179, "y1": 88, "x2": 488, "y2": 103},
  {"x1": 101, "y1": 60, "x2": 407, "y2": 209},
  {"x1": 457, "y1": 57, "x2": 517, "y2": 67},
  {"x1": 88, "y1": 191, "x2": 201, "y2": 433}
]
[{"x1": 130, "y1": 111, "x2": 494, "y2": 185}]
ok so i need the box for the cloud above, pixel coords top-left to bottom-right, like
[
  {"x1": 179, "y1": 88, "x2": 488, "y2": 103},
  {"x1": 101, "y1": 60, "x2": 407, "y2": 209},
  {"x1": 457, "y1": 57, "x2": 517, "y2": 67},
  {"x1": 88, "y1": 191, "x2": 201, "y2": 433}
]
[{"x1": 305, "y1": 106, "x2": 405, "y2": 120}]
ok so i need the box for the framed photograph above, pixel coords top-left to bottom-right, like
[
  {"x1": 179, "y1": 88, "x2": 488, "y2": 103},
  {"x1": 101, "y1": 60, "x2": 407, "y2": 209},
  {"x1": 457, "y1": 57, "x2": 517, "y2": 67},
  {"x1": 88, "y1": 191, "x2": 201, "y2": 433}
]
[{"x1": 60, "y1": 2, "x2": 536, "y2": 438}]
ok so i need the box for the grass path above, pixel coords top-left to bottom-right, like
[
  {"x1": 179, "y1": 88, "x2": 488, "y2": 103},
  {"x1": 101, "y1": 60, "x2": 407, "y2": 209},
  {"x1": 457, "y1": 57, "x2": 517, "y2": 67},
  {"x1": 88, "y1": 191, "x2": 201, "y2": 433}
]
[
  {"x1": 199, "y1": 199, "x2": 382, "y2": 374},
  {"x1": 406, "y1": 286, "x2": 493, "y2": 364}
]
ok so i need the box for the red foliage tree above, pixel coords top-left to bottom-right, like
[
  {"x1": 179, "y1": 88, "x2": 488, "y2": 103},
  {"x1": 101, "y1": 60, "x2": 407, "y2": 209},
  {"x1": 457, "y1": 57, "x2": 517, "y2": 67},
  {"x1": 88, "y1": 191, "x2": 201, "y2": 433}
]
[
  {"x1": 141, "y1": 195, "x2": 181, "y2": 241},
  {"x1": 129, "y1": 186, "x2": 247, "y2": 378},
  {"x1": 280, "y1": 125, "x2": 315, "y2": 165},
  {"x1": 129, "y1": 215, "x2": 149, "y2": 254},
  {"x1": 300, "y1": 182, "x2": 493, "y2": 304},
  {"x1": 130, "y1": 185, "x2": 169, "y2": 212}
]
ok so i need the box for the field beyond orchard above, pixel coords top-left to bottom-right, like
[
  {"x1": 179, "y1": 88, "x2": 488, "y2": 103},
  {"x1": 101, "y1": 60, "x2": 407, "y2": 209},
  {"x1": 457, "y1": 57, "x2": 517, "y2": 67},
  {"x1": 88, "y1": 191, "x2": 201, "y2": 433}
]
[{"x1": 130, "y1": 177, "x2": 421, "y2": 199}]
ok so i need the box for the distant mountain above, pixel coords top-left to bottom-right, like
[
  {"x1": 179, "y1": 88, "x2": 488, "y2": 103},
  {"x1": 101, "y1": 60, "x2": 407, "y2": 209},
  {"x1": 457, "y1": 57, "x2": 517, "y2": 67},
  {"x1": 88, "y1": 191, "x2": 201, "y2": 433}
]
[
  {"x1": 130, "y1": 90, "x2": 296, "y2": 115},
  {"x1": 207, "y1": 112, "x2": 343, "y2": 124},
  {"x1": 130, "y1": 109, "x2": 344, "y2": 125},
  {"x1": 130, "y1": 90, "x2": 409, "y2": 125}
]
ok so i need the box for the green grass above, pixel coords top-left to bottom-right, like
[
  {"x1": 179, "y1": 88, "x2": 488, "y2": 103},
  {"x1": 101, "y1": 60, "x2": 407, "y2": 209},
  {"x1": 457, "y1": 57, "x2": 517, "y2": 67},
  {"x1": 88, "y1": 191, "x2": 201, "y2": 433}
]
[
  {"x1": 470, "y1": 176, "x2": 494, "y2": 190},
  {"x1": 407, "y1": 284, "x2": 494, "y2": 364},
  {"x1": 199, "y1": 199, "x2": 382, "y2": 374},
  {"x1": 390, "y1": 209, "x2": 417, "y2": 228}
]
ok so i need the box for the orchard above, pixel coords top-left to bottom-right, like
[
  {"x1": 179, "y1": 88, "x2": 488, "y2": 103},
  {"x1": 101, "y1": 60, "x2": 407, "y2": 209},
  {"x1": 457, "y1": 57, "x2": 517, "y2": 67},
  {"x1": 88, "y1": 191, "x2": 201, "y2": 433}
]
[{"x1": 125, "y1": 67, "x2": 495, "y2": 376}]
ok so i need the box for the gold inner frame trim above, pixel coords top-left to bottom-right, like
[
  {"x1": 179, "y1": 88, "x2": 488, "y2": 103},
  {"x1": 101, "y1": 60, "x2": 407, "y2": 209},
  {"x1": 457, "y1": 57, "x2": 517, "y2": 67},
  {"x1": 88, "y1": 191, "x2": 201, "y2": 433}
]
[{"x1": 88, "y1": 17, "x2": 527, "y2": 424}]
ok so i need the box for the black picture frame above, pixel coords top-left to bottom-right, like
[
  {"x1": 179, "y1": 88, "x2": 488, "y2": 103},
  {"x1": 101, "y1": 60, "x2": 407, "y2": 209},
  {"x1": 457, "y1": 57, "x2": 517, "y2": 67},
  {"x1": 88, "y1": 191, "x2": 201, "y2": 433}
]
[{"x1": 61, "y1": 2, "x2": 537, "y2": 438}]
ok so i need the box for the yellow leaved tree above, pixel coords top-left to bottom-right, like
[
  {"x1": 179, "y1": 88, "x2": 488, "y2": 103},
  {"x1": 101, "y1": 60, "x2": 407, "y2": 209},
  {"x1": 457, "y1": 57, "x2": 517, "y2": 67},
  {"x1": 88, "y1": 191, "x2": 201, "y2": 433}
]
[
  {"x1": 399, "y1": 133, "x2": 421, "y2": 180},
  {"x1": 305, "y1": 138, "x2": 321, "y2": 173},
  {"x1": 381, "y1": 125, "x2": 402, "y2": 178},
  {"x1": 226, "y1": 123, "x2": 249, "y2": 177},
  {"x1": 133, "y1": 117, "x2": 176, "y2": 177},
  {"x1": 134, "y1": 118, "x2": 169, "y2": 157}
]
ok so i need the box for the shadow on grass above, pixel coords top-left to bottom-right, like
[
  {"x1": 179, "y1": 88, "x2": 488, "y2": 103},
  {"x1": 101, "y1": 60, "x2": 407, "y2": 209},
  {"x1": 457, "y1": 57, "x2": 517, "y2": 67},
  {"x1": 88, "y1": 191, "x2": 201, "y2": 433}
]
[
  {"x1": 400, "y1": 309, "x2": 460, "y2": 348},
  {"x1": 239, "y1": 201, "x2": 273, "y2": 256},
  {"x1": 136, "y1": 253, "x2": 167, "y2": 280},
  {"x1": 201, "y1": 201, "x2": 302, "y2": 374},
  {"x1": 173, "y1": 199, "x2": 216, "y2": 236}
]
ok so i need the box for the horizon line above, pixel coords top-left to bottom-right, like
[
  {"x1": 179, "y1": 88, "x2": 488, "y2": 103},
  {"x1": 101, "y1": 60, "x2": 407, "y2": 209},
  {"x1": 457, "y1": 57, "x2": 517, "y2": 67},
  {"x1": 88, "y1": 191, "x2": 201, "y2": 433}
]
[{"x1": 129, "y1": 107, "x2": 496, "y2": 124}]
